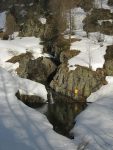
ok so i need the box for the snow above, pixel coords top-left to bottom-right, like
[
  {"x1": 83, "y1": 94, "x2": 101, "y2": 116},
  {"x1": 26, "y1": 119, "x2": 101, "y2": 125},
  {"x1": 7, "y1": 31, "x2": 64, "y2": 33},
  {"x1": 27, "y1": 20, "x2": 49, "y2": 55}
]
[
  {"x1": 87, "y1": 76, "x2": 113, "y2": 103},
  {"x1": 98, "y1": 19, "x2": 113, "y2": 25},
  {"x1": 72, "y1": 79, "x2": 113, "y2": 150},
  {"x1": 95, "y1": 0, "x2": 113, "y2": 12},
  {"x1": 68, "y1": 34, "x2": 113, "y2": 71},
  {"x1": 16, "y1": 77, "x2": 48, "y2": 101},
  {"x1": 66, "y1": 7, "x2": 86, "y2": 38},
  {"x1": 67, "y1": 5, "x2": 113, "y2": 71},
  {"x1": 106, "y1": 76, "x2": 113, "y2": 83},
  {"x1": 71, "y1": 7, "x2": 86, "y2": 37},
  {"x1": 68, "y1": 2, "x2": 113, "y2": 149},
  {"x1": 0, "y1": 37, "x2": 45, "y2": 61},
  {"x1": 0, "y1": 0, "x2": 113, "y2": 149},
  {"x1": 0, "y1": 61, "x2": 19, "y2": 74},
  {"x1": 0, "y1": 11, "x2": 6, "y2": 31},
  {"x1": 39, "y1": 17, "x2": 46, "y2": 25},
  {"x1": 0, "y1": 68, "x2": 77, "y2": 150},
  {"x1": 0, "y1": 35, "x2": 52, "y2": 101},
  {"x1": 0, "y1": 36, "x2": 51, "y2": 101},
  {"x1": 66, "y1": 1, "x2": 113, "y2": 71}
]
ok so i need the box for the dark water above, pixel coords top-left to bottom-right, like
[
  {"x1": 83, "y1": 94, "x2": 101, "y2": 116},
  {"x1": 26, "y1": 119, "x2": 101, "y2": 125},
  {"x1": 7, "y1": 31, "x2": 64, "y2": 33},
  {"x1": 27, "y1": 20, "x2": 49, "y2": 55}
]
[
  {"x1": 34, "y1": 90, "x2": 87, "y2": 138},
  {"x1": 45, "y1": 100, "x2": 86, "y2": 138},
  {"x1": 16, "y1": 91, "x2": 86, "y2": 138}
]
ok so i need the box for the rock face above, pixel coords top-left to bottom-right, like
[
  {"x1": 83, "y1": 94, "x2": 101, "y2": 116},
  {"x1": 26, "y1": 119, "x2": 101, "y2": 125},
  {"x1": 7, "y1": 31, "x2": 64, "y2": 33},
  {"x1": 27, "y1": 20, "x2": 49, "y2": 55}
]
[
  {"x1": 7, "y1": 52, "x2": 32, "y2": 78},
  {"x1": 20, "y1": 17, "x2": 44, "y2": 37},
  {"x1": 50, "y1": 64, "x2": 106, "y2": 100},
  {"x1": 27, "y1": 57, "x2": 57, "y2": 84},
  {"x1": 16, "y1": 91, "x2": 46, "y2": 108},
  {"x1": 104, "y1": 45, "x2": 113, "y2": 76},
  {"x1": 60, "y1": 50, "x2": 80, "y2": 63},
  {"x1": 8, "y1": 53, "x2": 57, "y2": 84},
  {"x1": 83, "y1": 9, "x2": 113, "y2": 35}
]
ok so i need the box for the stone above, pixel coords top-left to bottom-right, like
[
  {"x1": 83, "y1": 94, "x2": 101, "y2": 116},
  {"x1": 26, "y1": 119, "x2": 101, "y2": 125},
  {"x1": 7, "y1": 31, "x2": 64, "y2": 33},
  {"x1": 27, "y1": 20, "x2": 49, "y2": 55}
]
[
  {"x1": 50, "y1": 65, "x2": 107, "y2": 101},
  {"x1": 60, "y1": 50, "x2": 80, "y2": 63},
  {"x1": 27, "y1": 57, "x2": 57, "y2": 84},
  {"x1": 104, "y1": 45, "x2": 113, "y2": 76}
]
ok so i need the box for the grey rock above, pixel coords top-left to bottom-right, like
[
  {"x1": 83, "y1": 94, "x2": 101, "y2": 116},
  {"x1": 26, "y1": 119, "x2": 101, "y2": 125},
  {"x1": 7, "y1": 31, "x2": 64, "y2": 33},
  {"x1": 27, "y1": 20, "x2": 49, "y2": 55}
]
[
  {"x1": 104, "y1": 45, "x2": 113, "y2": 76},
  {"x1": 50, "y1": 64, "x2": 106, "y2": 100}
]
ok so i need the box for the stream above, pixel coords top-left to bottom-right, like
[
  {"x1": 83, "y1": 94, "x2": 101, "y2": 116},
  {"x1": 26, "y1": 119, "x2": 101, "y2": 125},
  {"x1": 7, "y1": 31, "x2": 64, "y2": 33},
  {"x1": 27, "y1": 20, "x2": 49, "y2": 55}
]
[
  {"x1": 39, "y1": 100, "x2": 86, "y2": 138},
  {"x1": 19, "y1": 92, "x2": 86, "y2": 138}
]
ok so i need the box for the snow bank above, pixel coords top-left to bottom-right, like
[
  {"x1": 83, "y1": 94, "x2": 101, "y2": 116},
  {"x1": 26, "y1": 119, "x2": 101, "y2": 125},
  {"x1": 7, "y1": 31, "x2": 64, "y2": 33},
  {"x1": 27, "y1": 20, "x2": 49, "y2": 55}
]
[
  {"x1": 0, "y1": 37, "x2": 51, "y2": 101},
  {"x1": 16, "y1": 77, "x2": 48, "y2": 101},
  {"x1": 106, "y1": 76, "x2": 113, "y2": 83},
  {"x1": 0, "y1": 37, "x2": 44, "y2": 61},
  {"x1": 0, "y1": 68, "x2": 77, "y2": 150},
  {"x1": 72, "y1": 79, "x2": 113, "y2": 150},
  {"x1": 87, "y1": 76, "x2": 113, "y2": 103}
]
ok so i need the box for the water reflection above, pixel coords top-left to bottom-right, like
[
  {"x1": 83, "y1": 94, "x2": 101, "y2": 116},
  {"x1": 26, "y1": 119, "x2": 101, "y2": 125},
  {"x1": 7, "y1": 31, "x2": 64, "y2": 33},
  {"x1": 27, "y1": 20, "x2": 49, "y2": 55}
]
[
  {"x1": 16, "y1": 90, "x2": 87, "y2": 138},
  {"x1": 46, "y1": 100, "x2": 86, "y2": 138}
]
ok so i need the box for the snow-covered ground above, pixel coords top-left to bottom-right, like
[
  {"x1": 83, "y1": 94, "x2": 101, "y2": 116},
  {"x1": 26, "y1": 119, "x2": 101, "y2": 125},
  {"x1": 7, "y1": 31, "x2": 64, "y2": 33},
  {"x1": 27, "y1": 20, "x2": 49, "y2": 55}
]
[
  {"x1": 0, "y1": 36, "x2": 51, "y2": 101},
  {"x1": 71, "y1": 7, "x2": 87, "y2": 37},
  {"x1": 16, "y1": 76, "x2": 47, "y2": 101},
  {"x1": 68, "y1": 1, "x2": 113, "y2": 149},
  {"x1": 0, "y1": 37, "x2": 46, "y2": 61},
  {"x1": 68, "y1": 33, "x2": 113, "y2": 71},
  {"x1": 0, "y1": 68, "x2": 77, "y2": 150},
  {"x1": 72, "y1": 76, "x2": 113, "y2": 150},
  {"x1": 0, "y1": 0, "x2": 113, "y2": 149},
  {"x1": 67, "y1": 0, "x2": 113, "y2": 71},
  {"x1": 0, "y1": 36, "x2": 51, "y2": 74},
  {"x1": 0, "y1": 34, "x2": 77, "y2": 149}
]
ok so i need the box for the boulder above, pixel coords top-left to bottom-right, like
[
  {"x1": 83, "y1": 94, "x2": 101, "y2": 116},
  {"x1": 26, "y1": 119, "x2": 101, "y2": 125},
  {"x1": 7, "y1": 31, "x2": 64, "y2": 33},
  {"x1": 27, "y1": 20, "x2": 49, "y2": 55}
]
[
  {"x1": 16, "y1": 91, "x2": 46, "y2": 108},
  {"x1": 104, "y1": 45, "x2": 113, "y2": 76},
  {"x1": 50, "y1": 64, "x2": 106, "y2": 100},
  {"x1": 8, "y1": 53, "x2": 57, "y2": 84},
  {"x1": 7, "y1": 52, "x2": 32, "y2": 78},
  {"x1": 27, "y1": 57, "x2": 57, "y2": 84},
  {"x1": 60, "y1": 50, "x2": 80, "y2": 63}
]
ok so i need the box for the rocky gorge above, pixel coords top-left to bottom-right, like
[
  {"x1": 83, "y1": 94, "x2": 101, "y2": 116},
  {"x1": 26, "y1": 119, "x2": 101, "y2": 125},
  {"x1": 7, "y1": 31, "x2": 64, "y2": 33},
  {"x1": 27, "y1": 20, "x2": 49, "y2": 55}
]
[
  {"x1": 1, "y1": 0, "x2": 113, "y2": 138},
  {"x1": 8, "y1": 44, "x2": 113, "y2": 103}
]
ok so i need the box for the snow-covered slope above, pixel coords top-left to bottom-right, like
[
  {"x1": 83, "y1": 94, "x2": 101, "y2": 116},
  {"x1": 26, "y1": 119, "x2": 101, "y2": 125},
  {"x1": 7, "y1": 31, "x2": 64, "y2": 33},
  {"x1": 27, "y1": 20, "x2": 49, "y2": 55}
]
[
  {"x1": 16, "y1": 76, "x2": 47, "y2": 101},
  {"x1": 0, "y1": 37, "x2": 44, "y2": 61},
  {"x1": 0, "y1": 68, "x2": 77, "y2": 150},
  {"x1": 67, "y1": 0, "x2": 113, "y2": 71},
  {"x1": 69, "y1": 1, "x2": 113, "y2": 149},
  {"x1": 0, "y1": 36, "x2": 51, "y2": 75},
  {"x1": 0, "y1": 34, "x2": 77, "y2": 149},
  {"x1": 68, "y1": 34, "x2": 113, "y2": 71},
  {"x1": 72, "y1": 77, "x2": 113, "y2": 150}
]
